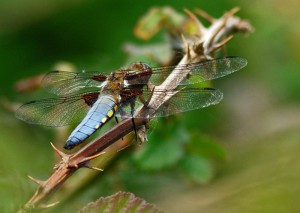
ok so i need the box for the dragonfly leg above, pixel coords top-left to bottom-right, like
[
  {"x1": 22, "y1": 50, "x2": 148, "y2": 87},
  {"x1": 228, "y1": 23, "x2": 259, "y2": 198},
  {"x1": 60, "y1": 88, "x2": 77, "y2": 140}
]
[
  {"x1": 138, "y1": 95, "x2": 146, "y2": 105},
  {"x1": 129, "y1": 100, "x2": 138, "y2": 142},
  {"x1": 131, "y1": 117, "x2": 138, "y2": 142},
  {"x1": 115, "y1": 116, "x2": 124, "y2": 140}
]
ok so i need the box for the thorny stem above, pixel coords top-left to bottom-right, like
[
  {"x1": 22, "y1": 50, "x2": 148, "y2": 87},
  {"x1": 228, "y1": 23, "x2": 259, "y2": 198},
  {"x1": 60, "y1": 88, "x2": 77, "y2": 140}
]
[{"x1": 19, "y1": 8, "x2": 253, "y2": 212}]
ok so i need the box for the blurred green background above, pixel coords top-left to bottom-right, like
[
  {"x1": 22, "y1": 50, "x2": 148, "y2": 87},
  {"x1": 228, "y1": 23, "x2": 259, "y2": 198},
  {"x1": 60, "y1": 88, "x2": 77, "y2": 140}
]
[{"x1": 1, "y1": 0, "x2": 300, "y2": 212}]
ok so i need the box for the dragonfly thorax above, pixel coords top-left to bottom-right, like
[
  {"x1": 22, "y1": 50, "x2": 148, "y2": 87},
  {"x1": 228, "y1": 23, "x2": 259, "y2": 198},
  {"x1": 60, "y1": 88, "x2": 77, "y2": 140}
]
[{"x1": 103, "y1": 70, "x2": 125, "y2": 93}]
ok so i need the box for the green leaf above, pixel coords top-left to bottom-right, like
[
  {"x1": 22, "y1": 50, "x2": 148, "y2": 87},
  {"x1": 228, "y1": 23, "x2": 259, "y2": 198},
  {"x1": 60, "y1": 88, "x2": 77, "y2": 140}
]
[
  {"x1": 187, "y1": 133, "x2": 227, "y2": 161},
  {"x1": 179, "y1": 154, "x2": 214, "y2": 184},
  {"x1": 133, "y1": 6, "x2": 185, "y2": 40},
  {"x1": 78, "y1": 191, "x2": 164, "y2": 213},
  {"x1": 133, "y1": 124, "x2": 187, "y2": 171},
  {"x1": 124, "y1": 42, "x2": 172, "y2": 66}
]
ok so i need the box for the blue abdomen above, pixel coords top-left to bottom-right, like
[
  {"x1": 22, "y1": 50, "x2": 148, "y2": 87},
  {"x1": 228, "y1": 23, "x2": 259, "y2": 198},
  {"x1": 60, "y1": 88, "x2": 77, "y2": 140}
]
[{"x1": 64, "y1": 95, "x2": 118, "y2": 149}]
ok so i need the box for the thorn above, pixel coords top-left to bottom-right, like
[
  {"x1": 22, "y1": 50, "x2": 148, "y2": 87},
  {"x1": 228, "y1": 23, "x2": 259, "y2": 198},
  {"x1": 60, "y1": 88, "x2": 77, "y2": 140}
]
[
  {"x1": 180, "y1": 34, "x2": 191, "y2": 59},
  {"x1": 80, "y1": 152, "x2": 106, "y2": 164},
  {"x1": 211, "y1": 35, "x2": 233, "y2": 52},
  {"x1": 50, "y1": 142, "x2": 68, "y2": 159},
  {"x1": 184, "y1": 8, "x2": 205, "y2": 35},
  {"x1": 207, "y1": 17, "x2": 227, "y2": 50},
  {"x1": 28, "y1": 175, "x2": 44, "y2": 186},
  {"x1": 181, "y1": 34, "x2": 188, "y2": 49},
  {"x1": 207, "y1": 7, "x2": 238, "y2": 49},
  {"x1": 83, "y1": 162, "x2": 104, "y2": 171},
  {"x1": 194, "y1": 8, "x2": 215, "y2": 23},
  {"x1": 226, "y1": 7, "x2": 240, "y2": 17},
  {"x1": 39, "y1": 201, "x2": 60, "y2": 209},
  {"x1": 222, "y1": 7, "x2": 240, "y2": 29}
]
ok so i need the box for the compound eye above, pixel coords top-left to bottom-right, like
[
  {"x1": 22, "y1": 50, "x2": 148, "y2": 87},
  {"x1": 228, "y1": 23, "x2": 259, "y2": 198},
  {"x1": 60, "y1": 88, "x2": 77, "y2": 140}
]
[
  {"x1": 129, "y1": 62, "x2": 142, "y2": 71},
  {"x1": 141, "y1": 63, "x2": 151, "y2": 71}
]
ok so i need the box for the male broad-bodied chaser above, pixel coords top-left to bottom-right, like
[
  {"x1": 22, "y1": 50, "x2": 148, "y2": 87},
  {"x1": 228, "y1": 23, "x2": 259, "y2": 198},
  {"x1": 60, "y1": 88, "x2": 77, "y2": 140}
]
[{"x1": 16, "y1": 57, "x2": 247, "y2": 149}]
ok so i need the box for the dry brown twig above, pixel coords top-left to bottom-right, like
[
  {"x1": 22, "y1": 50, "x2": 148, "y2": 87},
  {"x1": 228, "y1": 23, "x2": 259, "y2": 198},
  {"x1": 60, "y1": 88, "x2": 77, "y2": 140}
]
[{"x1": 18, "y1": 8, "x2": 253, "y2": 212}]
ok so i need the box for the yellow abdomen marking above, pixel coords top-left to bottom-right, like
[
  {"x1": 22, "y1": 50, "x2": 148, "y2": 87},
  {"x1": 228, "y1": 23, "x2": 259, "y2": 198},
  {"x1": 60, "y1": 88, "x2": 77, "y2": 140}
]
[
  {"x1": 101, "y1": 117, "x2": 107, "y2": 123},
  {"x1": 95, "y1": 124, "x2": 100, "y2": 129},
  {"x1": 107, "y1": 110, "x2": 114, "y2": 118},
  {"x1": 114, "y1": 105, "x2": 118, "y2": 111}
]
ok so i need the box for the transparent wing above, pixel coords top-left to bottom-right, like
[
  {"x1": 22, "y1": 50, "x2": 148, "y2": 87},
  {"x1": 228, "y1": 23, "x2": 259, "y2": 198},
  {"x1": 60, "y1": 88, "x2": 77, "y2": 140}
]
[
  {"x1": 41, "y1": 57, "x2": 246, "y2": 95},
  {"x1": 154, "y1": 88, "x2": 223, "y2": 117},
  {"x1": 117, "y1": 88, "x2": 223, "y2": 118},
  {"x1": 150, "y1": 56, "x2": 247, "y2": 85},
  {"x1": 42, "y1": 70, "x2": 107, "y2": 95},
  {"x1": 16, "y1": 91, "x2": 100, "y2": 127}
]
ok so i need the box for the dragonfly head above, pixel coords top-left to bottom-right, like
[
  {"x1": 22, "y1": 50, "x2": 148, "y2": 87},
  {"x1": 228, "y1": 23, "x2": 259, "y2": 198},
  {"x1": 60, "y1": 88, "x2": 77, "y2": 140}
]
[
  {"x1": 127, "y1": 62, "x2": 151, "y2": 73},
  {"x1": 125, "y1": 62, "x2": 153, "y2": 86}
]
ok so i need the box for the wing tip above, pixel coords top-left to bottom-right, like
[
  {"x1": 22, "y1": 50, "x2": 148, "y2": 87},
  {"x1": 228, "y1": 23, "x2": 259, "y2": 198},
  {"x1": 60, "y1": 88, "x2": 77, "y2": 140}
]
[
  {"x1": 226, "y1": 56, "x2": 248, "y2": 68},
  {"x1": 205, "y1": 88, "x2": 224, "y2": 105},
  {"x1": 15, "y1": 105, "x2": 36, "y2": 124},
  {"x1": 238, "y1": 57, "x2": 248, "y2": 68},
  {"x1": 213, "y1": 89, "x2": 224, "y2": 105}
]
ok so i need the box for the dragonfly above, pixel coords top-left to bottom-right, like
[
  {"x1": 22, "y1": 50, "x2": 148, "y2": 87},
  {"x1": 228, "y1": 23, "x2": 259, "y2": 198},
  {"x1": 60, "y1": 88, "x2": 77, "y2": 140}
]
[{"x1": 16, "y1": 56, "x2": 247, "y2": 149}]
